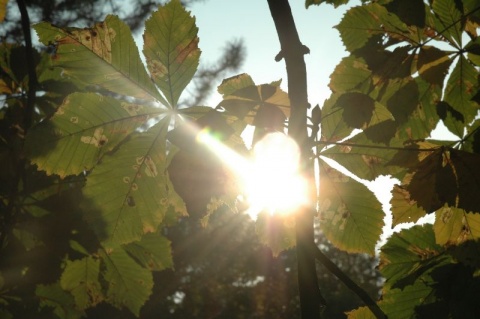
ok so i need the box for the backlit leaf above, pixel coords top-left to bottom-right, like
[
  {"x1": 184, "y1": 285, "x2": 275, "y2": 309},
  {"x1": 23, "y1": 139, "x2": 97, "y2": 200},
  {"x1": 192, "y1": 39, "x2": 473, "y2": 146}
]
[
  {"x1": 124, "y1": 233, "x2": 173, "y2": 271},
  {"x1": 336, "y1": 4, "x2": 409, "y2": 52},
  {"x1": 0, "y1": 0, "x2": 7, "y2": 22},
  {"x1": 379, "y1": 225, "x2": 448, "y2": 289},
  {"x1": 321, "y1": 133, "x2": 401, "y2": 181},
  {"x1": 26, "y1": 92, "x2": 161, "y2": 178},
  {"x1": 320, "y1": 93, "x2": 354, "y2": 143},
  {"x1": 34, "y1": 17, "x2": 163, "y2": 102},
  {"x1": 36, "y1": 283, "x2": 84, "y2": 319},
  {"x1": 443, "y1": 55, "x2": 479, "y2": 128},
  {"x1": 336, "y1": 92, "x2": 394, "y2": 131},
  {"x1": 406, "y1": 147, "x2": 480, "y2": 214},
  {"x1": 255, "y1": 212, "x2": 296, "y2": 257},
  {"x1": 346, "y1": 306, "x2": 376, "y2": 319},
  {"x1": 305, "y1": 0, "x2": 348, "y2": 8},
  {"x1": 318, "y1": 160, "x2": 384, "y2": 255},
  {"x1": 434, "y1": 205, "x2": 480, "y2": 245},
  {"x1": 84, "y1": 118, "x2": 171, "y2": 248},
  {"x1": 60, "y1": 256, "x2": 103, "y2": 310},
  {"x1": 432, "y1": 0, "x2": 464, "y2": 47},
  {"x1": 329, "y1": 56, "x2": 372, "y2": 94},
  {"x1": 217, "y1": 73, "x2": 255, "y2": 96},
  {"x1": 101, "y1": 248, "x2": 153, "y2": 316},
  {"x1": 390, "y1": 185, "x2": 427, "y2": 226},
  {"x1": 143, "y1": 0, "x2": 200, "y2": 107},
  {"x1": 417, "y1": 46, "x2": 452, "y2": 86}
]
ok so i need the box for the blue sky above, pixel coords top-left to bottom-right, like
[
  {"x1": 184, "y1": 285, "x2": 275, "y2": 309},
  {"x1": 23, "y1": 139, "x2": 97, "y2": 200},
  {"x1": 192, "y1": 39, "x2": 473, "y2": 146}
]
[{"x1": 189, "y1": 0, "x2": 359, "y2": 107}]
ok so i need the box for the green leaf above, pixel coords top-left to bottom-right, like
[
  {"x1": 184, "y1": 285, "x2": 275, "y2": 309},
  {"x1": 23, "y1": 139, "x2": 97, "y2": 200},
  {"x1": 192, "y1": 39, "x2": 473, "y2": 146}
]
[
  {"x1": 318, "y1": 160, "x2": 384, "y2": 255},
  {"x1": 84, "y1": 118, "x2": 171, "y2": 248},
  {"x1": 390, "y1": 185, "x2": 427, "y2": 226},
  {"x1": 346, "y1": 306, "x2": 376, "y2": 319},
  {"x1": 406, "y1": 147, "x2": 480, "y2": 214},
  {"x1": 60, "y1": 256, "x2": 103, "y2": 310},
  {"x1": 379, "y1": 224, "x2": 448, "y2": 289},
  {"x1": 434, "y1": 205, "x2": 480, "y2": 245},
  {"x1": 417, "y1": 46, "x2": 452, "y2": 86},
  {"x1": 305, "y1": 0, "x2": 348, "y2": 8},
  {"x1": 255, "y1": 212, "x2": 296, "y2": 257},
  {"x1": 321, "y1": 133, "x2": 401, "y2": 181},
  {"x1": 217, "y1": 73, "x2": 255, "y2": 96},
  {"x1": 26, "y1": 92, "x2": 160, "y2": 177},
  {"x1": 34, "y1": 17, "x2": 163, "y2": 102},
  {"x1": 101, "y1": 248, "x2": 153, "y2": 316},
  {"x1": 219, "y1": 81, "x2": 290, "y2": 125},
  {"x1": 36, "y1": 283, "x2": 84, "y2": 319},
  {"x1": 444, "y1": 55, "x2": 479, "y2": 128},
  {"x1": 124, "y1": 233, "x2": 173, "y2": 271},
  {"x1": 336, "y1": 4, "x2": 409, "y2": 52},
  {"x1": 320, "y1": 93, "x2": 354, "y2": 143},
  {"x1": 336, "y1": 92, "x2": 394, "y2": 130},
  {"x1": 12, "y1": 228, "x2": 44, "y2": 251},
  {"x1": 329, "y1": 56, "x2": 372, "y2": 94},
  {"x1": 143, "y1": 0, "x2": 200, "y2": 107},
  {"x1": 432, "y1": 0, "x2": 464, "y2": 47}
]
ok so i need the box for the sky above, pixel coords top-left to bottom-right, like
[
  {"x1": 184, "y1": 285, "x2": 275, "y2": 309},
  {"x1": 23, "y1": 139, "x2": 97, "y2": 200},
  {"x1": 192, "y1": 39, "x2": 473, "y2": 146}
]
[{"x1": 188, "y1": 0, "x2": 359, "y2": 107}]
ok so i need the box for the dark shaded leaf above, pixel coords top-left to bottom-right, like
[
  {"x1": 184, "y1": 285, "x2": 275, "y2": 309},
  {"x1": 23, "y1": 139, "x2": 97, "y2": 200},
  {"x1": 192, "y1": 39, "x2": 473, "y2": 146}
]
[
  {"x1": 407, "y1": 147, "x2": 480, "y2": 214},
  {"x1": 385, "y1": 0, "x2": 426, "y2": 27},
  {"x1": 418, "y1": 46, "x2": 452, "y2": 86}
]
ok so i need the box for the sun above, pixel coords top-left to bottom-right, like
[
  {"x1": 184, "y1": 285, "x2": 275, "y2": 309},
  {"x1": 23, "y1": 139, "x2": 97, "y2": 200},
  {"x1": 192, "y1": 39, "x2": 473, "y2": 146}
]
[
  {"x1": 241, "y1": 133, "x2": 308, "y2": 219},
  {"x1": 195, "y1": 129, "x2": 308, "y2": 220}
]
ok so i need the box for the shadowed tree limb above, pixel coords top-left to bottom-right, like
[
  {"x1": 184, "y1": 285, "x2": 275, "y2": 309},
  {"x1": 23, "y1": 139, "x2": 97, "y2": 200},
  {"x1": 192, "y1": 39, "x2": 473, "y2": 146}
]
[
  {"x1": 312, "y1": 243, "x2": 387, "y2": 319},
  {"x1": 266, "y1": 0, "x2": 323, "y2": 318}
]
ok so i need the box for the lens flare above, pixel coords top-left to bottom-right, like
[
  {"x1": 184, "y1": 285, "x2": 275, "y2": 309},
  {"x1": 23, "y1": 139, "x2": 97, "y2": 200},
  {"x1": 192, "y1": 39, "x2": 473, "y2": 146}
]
[
  {"x1": 243, "y1": 133, "x2": 307, "y2": 219},
  {"x1": 195, "y1": 129, "x2": 307, "y2": 220}
]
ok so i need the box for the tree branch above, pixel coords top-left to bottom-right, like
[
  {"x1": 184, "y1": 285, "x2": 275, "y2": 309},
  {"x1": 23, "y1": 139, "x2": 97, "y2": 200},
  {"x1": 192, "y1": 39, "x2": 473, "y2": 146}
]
[
  {"x1": 266, "y1": 1, "x2": 324, "y2": 318},
  {"x1": 312, "y1": 243, "x2": 387, "y2": 319}
]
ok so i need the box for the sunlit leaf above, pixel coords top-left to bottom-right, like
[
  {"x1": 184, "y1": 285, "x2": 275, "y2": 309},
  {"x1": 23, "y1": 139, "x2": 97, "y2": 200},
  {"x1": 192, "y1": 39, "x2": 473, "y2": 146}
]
[
  {"x1": 26, "y1": 92, "x2": 161, "y2": 177},
  {"x1": 36, "y1": 283, "x2": 84, "y2": 319},
  {"x1": 318, "y1": 160, "x2": 384, "y2": 255},
  {"x1": 219, "y1": 81, "x2": 290, "y2": 126},
  {"x1": 124, "y1": 233, "x2": 173, "y2": 271},
  {"x1": 417, "y1": 46, "x2": 452, "y2": 86},
  {"x1": 385, "y1": 0, "x2": 426, "y2": 28},
  {"x1": 406, "y1": 147, "x2": 480, "y2": 214},
  {"x1": 379, "y1": 225, "x2": 449, "y2": 289},
  {"x1": 443, "y1": 55, "x2": 479, "y2": 128},
  {"x1": 34, "y1": 17, "x2": 163, "y2": 102},
  {"x1": 336, "y1": 4, "x2": 409, "y2": 52},
  {"x1": 143, "y1": 0, "x2": 200, "y2": 107},
  {"x1": 217, "y1": 73, "x2": 255, "y2": 96},
  {"x1": 390, "y1": 185, "x2": 427, "y2": 226},
  {"x1": 84, "y1": 118, "x2": 171, "y2": 248},
  {"x1": 321, "y1": 133, "x2": 401, "y2": 181},
  {"x1": 12, "y1": 228, "x2": 44, "y2": 251},
  {"x1": 320, "y1": 93, "x2": 354, "y2": 143},
  {"x1": 329, "y1": 56, "x2": 372, "y2": 94},
  {"x1": 101, "y1": 248, "x2": 153, "y2": 316},
  {"x1": 60, "y1": 256, "x2": 103, "y2": 310},
  {"x1": 305, "y1": 0, "x2": 348, "y2": 8},
  {"x1": 434, "y1": 205, "x2": 480, "y2": 245},
  {"x1": 346, "y1": 306, "x2": 376, "y2": 319},
  {"x1": 336, "y1": 92, "x2": 394, "y2": 131},
  {"x1": 255, "y1": 212, "x2": 296, "y2": 257},
  {"x1": 432, "y1": 0, "x2": 464, "y2": 47}
]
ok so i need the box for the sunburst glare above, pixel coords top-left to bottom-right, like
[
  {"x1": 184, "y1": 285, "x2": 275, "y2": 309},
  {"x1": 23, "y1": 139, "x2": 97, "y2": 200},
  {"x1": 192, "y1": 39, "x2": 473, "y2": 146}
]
[{"x1": 196, "y1": 129, "x2": 307, "y2": 220}]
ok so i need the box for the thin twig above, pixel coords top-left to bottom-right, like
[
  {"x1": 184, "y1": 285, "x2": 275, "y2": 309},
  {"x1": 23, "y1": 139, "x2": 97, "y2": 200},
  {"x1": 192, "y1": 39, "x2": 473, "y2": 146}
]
[{"x1": 312, "y1": 243, "x2": 387, "y2": 319}]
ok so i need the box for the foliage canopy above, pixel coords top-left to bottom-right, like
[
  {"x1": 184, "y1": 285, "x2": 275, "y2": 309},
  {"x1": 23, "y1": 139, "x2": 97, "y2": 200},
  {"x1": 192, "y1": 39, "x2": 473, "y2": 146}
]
[{"x1": 1, "y1": 0, "x2": 480, "y2": 318}]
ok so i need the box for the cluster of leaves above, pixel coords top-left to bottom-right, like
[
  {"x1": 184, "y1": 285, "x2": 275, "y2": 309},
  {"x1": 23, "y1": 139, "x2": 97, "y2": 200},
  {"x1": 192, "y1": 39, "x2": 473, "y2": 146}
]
[
  {"x1": 1, "y1": 0, "x2": 480, "y2": 317},
  {"x1": 0, "y1": 0, "x2": 296, "y2": 317},
  {"x1": 306, "y1": 0, "x2": 480, "y2": 317}
]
